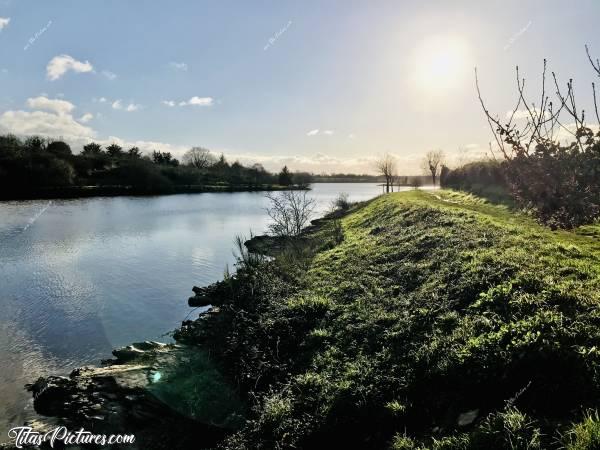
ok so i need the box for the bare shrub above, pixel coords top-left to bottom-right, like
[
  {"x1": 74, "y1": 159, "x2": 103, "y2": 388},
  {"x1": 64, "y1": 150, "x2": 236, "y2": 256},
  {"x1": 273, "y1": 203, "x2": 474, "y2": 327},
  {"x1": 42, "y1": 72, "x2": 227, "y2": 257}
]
[
  {"x1": 332, "y1": 192, "x2": 350, "y2": 211},
  {"x1": 265, "y1": 190, "x2": 316, "y2": 237},
  {"x1": 476, "y1": 47, "x2": 600, "y2": 228}
]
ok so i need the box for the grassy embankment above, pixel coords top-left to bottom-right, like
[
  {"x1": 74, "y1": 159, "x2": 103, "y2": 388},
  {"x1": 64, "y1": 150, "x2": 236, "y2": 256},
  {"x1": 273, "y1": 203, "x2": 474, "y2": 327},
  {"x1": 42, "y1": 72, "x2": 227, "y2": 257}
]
[{"x1": 179, "y1": 189, "x2": 600, "y2": 449}]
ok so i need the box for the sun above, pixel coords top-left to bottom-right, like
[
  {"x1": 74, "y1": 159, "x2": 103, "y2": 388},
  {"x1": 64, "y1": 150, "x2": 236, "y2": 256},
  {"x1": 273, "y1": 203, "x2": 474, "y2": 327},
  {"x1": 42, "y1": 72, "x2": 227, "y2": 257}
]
[{"x1": 413, "y1": 36, "x2": 470, "y2": 92}]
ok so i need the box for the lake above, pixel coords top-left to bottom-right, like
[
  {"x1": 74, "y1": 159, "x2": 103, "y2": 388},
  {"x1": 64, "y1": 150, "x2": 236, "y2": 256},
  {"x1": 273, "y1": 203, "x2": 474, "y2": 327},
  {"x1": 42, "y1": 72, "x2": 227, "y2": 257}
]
[{"x1": 0, "y1": 183, "x2": 388, "y2": 436}]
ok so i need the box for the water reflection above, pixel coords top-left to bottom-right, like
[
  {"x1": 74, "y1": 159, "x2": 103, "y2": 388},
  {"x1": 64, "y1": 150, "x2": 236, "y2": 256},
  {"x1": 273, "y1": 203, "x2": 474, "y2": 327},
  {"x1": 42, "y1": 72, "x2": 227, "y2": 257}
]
[{"x1": 0, "y1": 183, "x2": 383, "y2": 436}]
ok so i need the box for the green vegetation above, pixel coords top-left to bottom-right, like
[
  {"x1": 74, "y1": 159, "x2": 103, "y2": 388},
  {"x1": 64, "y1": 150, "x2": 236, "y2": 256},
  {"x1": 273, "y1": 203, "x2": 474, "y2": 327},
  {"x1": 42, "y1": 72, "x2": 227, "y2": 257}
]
[
  {"x1": 473, "y1": 48, "x2": 600, "y2": 229},
  {"x1": 0, "y1": 134, "x2": 305, "y2": 199},
  {"x1": 441, "y1": 160, "x2": 512, "y2": 205},
  {"x1": 177, "y1": 189, "x2": 600, "y2": 449}
]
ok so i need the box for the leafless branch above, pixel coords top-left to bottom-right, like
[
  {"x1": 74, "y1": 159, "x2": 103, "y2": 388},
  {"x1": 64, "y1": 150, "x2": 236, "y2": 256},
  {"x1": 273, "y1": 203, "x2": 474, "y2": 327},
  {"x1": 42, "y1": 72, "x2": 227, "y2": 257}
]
[{"x1": 265, "y1": 190, "x2": 316, "y2": 237}]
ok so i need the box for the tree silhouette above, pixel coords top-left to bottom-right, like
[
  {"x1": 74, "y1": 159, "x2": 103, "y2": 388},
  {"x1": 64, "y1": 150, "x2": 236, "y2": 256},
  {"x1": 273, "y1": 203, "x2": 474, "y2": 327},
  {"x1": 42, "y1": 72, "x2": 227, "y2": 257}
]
[
  {"x1": 183, "y1": 147, "x2": 215, "y2": 169},
  {"x1": 128, "y1": 147, "x2": 142, "y2": 158},
  {"x1": 46, "y1": 141, "x2": 72, "y2": 158},
  {"x1": 106, "y1": 144, "x2": 124, "y2": 158},
  {"x1": 375, "y1": 153, "x2": 396, "y2": 193},
  {"x1": 82, "y1": 142, "x2": 103, "y2": 155},
  {"x1": 422, "y1": 150, "x2": 444, "y2": 187},
  {"x1": 278, "y1": 166, "x2": 293, "y2": 186}
]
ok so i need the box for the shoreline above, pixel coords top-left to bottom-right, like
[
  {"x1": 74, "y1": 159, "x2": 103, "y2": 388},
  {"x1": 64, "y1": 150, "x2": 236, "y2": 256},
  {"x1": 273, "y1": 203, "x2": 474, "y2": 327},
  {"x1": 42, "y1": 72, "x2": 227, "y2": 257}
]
[
  {"x1": 0, "y1": 184, "x2": 309, "y2": 201},
  {"x1": 7, "y1": 190, "x2": 600, "y2": 448},
  {"x1": 3, "y1": 204, "x2": 342, "y2": 449}
]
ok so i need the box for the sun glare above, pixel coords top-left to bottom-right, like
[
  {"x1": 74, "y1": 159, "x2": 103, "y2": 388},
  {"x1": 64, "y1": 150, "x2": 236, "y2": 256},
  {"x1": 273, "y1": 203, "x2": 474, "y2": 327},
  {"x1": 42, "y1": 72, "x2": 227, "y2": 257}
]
[{"x1": 413, "y1": 36, "x2": 470, "y2": 92}]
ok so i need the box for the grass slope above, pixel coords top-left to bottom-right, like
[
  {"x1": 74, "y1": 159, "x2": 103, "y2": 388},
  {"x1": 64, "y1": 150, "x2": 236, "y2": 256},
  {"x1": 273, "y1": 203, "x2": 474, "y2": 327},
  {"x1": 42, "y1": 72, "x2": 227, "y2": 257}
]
[
  {"x1": 305, "y1": 190, "x2": 600, "y2": 448},
  {"x1": 183, "y1": 190, "x2": 600, "y2": 449}
]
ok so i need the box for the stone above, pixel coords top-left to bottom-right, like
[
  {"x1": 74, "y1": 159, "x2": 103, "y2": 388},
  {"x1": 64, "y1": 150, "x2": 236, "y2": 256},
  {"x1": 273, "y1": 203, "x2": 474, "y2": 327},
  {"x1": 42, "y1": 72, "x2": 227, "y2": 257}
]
[
  {"x1": 457, "y1": 409, "x2": 479, "y2": 426},
  {"x1": 23, "y1": 343, "x2": 228, "y2": 449},
  {"x1": 188, "y1": 294, "x2": 214, "y2": 307}
]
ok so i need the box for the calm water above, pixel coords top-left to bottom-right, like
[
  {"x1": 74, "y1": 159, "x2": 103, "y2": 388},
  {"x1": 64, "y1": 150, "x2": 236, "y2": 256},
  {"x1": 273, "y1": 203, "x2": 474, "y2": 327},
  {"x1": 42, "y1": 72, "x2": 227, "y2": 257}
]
[{"x1": 0, "y1": 183, "x2": 384, "y2": 436}]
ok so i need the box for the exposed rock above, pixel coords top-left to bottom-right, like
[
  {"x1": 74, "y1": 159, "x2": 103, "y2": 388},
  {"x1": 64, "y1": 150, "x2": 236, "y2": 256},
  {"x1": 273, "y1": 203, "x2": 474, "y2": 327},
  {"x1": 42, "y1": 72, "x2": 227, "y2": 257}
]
[
  {"x1": 244, "y1": 234, "x2": 287, "y2": 256},
  {"x1": 457, "y1": 409, "x2": 479, "y2": 427},
  {"x1": 188, "y1": 294, "x2": 214, "y2": 307},
  {"x1": 188, "y1": 285, "x2": 224, "y2": 307},
  {"x1": 21, "y1": 343, "x2": 227, "y2": 449}
]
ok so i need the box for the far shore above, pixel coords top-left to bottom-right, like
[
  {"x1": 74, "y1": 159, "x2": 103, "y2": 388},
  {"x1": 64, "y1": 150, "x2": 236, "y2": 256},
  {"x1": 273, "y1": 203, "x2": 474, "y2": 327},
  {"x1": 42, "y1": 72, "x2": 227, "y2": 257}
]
[{"x1": 0, "y1": 184, "x2": 310, "y2": 201}]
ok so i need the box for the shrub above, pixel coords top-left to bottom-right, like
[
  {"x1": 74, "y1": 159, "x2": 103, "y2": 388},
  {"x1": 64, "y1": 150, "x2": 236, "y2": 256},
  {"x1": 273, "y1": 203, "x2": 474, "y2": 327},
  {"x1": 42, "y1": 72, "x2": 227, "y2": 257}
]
[
  {"x1": 265, "y1": 190, "x2": 316, "y2": 237},
  {"x1": 333, "y1": 192, "x2": 351, "y2": 210},
  {"x1": 475, "y1": 50, "x2": 600, "y2": 228},
  {"x1": 504, "y1": 146, "x2": 600, "y2": 228},
  {"x1": 441, "y1": 160, "x2": 510, "y2": 204},
  {"x1": 46, "y1": 140, "x2": 72, "y2": 158},
  {"x1": 332, "y1": 219, "x2": 344, "y2": 244}
]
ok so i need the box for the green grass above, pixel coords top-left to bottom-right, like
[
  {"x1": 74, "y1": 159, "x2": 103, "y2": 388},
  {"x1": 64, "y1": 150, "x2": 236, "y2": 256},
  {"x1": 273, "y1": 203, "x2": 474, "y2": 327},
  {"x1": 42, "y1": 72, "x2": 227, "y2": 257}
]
[
  {"x1": 191, "y1": 189, "x2": 600, "y2": 449},
  {"x1": 563, "y1": 411, "x2": 600, "y2": 450}
]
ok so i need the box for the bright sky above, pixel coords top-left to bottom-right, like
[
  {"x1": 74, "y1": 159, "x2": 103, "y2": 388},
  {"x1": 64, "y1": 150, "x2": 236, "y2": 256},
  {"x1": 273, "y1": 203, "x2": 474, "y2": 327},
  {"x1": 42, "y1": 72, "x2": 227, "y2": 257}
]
[{"x1": 1, "y1": 0, "x2": 599, "y2": 174}]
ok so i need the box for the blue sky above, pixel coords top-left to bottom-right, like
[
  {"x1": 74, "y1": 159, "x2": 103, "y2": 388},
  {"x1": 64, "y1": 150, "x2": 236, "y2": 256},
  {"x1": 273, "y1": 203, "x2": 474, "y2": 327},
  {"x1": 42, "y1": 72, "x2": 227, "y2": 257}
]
[{"x1": 1, "y1": 0, "x2": 599, "y2": 173}]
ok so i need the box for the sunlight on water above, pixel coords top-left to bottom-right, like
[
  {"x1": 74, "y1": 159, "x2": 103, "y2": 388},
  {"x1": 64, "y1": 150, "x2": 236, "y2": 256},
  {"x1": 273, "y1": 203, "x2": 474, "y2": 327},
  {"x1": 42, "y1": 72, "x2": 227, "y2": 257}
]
[{"x1": 0, "y1": 183, "x2": 384, "y2": 436}]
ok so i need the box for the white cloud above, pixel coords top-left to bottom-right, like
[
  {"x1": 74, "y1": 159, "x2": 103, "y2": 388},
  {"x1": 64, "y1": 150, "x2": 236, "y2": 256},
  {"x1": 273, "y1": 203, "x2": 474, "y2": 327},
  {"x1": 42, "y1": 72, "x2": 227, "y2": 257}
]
[
  {"x1": 554, "y1": 123, "x2": 600, "y2": 143},
  {"x1": 179, "y1": 96, "x2": 213, "y2": 106},
  {"x1": 307, "y1": 129, "x2": 335, "y2": 136},
  {"x1": 0, "y1": 110, "x2": 95, "y2": 141},
  {"x1": 79, "y1": 113, "x2": 94, "y2": 123},
  {"x1": 26, "y1": 96, "x2": 75, "y2": 115},
  {"x1": 46, "y1": 54, "x2": 94, "y2": 81},
  {"x1": 111, "y1": 99, "x2": 140, "y2": 112},
  {"x1": 169, "y1": 62, "x2": 188, "y2": 71},
  {"x1": 162, "y1": 100, "x2": 176, "y2": 107},
  {"x1": 506, "y1": 108, "x2": 547, "y2": 120},
  {"x1": 0, "y1": 95, "x2": 433, "y2": 174},
  {"x1": 216, "y1": 151, "x2": 426, "y2": 174},
  {"x1": 348, "y1": 133, "x2": 356, "y2": 139},
  {"x1": 101, "y1": 70, "x2": 117, "y2": 80},
  {"x1": 0, "y1": 17, "x2": 9, "y2": 31},
  {"x1": 98, "y1": 136, "x2": 188, "y2": 157},
  {"x1": 99, "y1": 97, "x2": 107, "y2": 103},
  {"x1": 0, "y1": 101, "x2": 430, "y2": 174}
]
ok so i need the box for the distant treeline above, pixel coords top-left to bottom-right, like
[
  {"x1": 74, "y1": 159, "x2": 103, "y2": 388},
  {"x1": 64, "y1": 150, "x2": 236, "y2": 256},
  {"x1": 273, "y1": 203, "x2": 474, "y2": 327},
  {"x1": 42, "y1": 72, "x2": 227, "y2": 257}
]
[
  {"x1": 312, "y1": 173, "x2": 430, "y2": 185},
  {"x1": 0, "y1": 135, "x2": 308, "y2": 199}
]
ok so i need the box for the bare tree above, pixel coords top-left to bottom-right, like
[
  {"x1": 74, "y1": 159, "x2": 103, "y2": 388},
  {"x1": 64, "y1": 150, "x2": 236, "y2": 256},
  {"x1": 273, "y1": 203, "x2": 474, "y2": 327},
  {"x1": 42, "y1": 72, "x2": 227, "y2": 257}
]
[
  {"x1": 422, "y1": 150, "x2": 444, "y2": 187},
  {"x1": 265, "y1": 190, "x2": 316, "y2": 237},
  {"x1": 474, "y1": 51, "x2": 600, "y2": 159},
  {"x1": 183, "y1": 147, "x2": 216, "y2": 169},
  {"x1": 374, "y1": 153, "x2": 396, "y2": 193}
]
